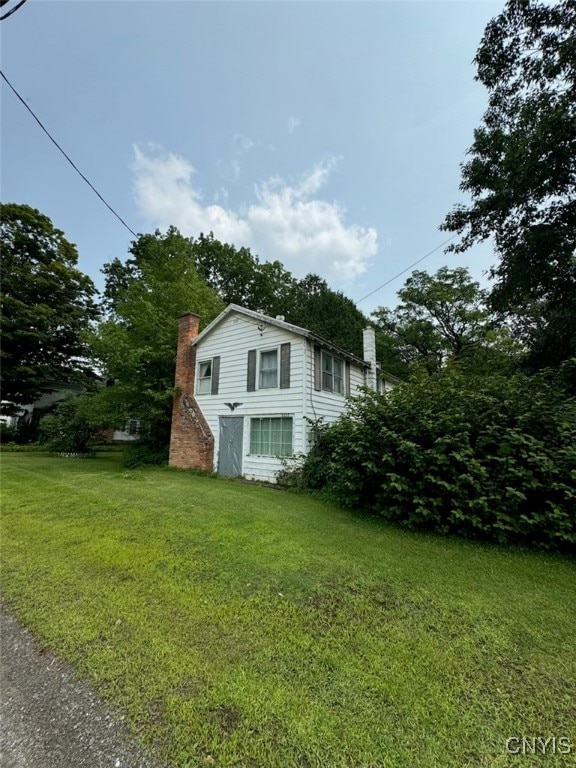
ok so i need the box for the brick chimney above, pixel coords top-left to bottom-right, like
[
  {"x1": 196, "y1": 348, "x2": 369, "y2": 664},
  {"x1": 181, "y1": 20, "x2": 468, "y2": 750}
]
[
  {"x1": 363, "y1": 327, "x2": 378, "y2": 391},
  {"x1": 169, "y1": 313, "x2": 215, "y2": 471}
]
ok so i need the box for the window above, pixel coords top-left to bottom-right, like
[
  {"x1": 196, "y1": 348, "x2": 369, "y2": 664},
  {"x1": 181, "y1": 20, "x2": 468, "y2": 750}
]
[
  {"x1": 250, "y1": 417, "x2": 293, "y2": 456},
  {"x1": 322, "y1": 352, "x2": 344, "y2": 394},
  {"x1": 259, "y1": 349, "x2": 278, "y2": 389},
  {"x1": 197, "y1": 360, "x2": 212, "y2": 394},
  {"x1": 126, "y1": 418, "x2": 141, "y2": 436},
  {"x1": 247, "y1": 344, "x2": 290, "y2": 392}
]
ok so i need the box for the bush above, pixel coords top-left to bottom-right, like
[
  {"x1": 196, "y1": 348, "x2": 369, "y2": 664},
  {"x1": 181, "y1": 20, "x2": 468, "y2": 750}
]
[
  {"x1": 0, "y1": 423, "x2": 17, "y2": 443},
  {"x1": 303, "y1": 370, "x2": 576, "y2": 551},
  {"x1": 122, "y1": 442, "x2": 169, "y2": 468},
  {"x1": 276, "y1": 453, "x2": 308, "y2": 489},
  {"x1": 39, "y1": 396, "x2": 99, "y2": 455},
  {"x1": 0, "y1": 442, "x2": 44, "y2": 453}
]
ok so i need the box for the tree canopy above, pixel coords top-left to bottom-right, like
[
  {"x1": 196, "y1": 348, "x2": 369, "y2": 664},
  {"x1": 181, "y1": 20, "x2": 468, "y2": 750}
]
[
  {"x1": 91, "y1": 228, "x2": 224, "y2": 445},
  {"x1": 0, "y1": 203, "x2": 100, "y2": 411},
  {"x1": 372, "y1": 267, "x2": 518, "y2": 376},
  {"x1": 442, "y1": 0, "x2": 576, "y2": 372},
  {"x1": 282, "y1": 274, "x2": 370, "y2": 359},
  {"x1": 193, "y1": 232, "x2": 296, "y2": 318},
  {"x1": 112, "y1": 229, "x2": 376, "y2": 360},
  {"x1": 192, "y1": 234, "x2": 373, "y2": 357}
]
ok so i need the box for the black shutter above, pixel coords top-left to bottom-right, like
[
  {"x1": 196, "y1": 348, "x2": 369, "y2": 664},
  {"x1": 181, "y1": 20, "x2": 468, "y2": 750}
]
[
  {"x1": 345, "y1": 360, "x2": 351, "y2": 396},
  {"x1": 280, "y1": 343, "x2": 291, "y2": 389},
  {"x1": 211, "y1": 356, "x2": 220, "y2": 395},
  {"x1": 314, "y1": 346, "x2": 322, "y2": 391},
  {"x1": 247, "y1": 349, "x2": 256, "y2": 391}
]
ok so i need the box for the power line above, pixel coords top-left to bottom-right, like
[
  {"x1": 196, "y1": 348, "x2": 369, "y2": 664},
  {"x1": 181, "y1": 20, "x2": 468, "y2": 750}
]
[
  {"x1": 0, "y1": 0, "x2": 28, "y2": 22},
  {"x1": 355, "y1": 234, "x2": 459, "y2": 305},
  {"x1": 0, "y1": 69, "x2": 138, "y2": 238}
]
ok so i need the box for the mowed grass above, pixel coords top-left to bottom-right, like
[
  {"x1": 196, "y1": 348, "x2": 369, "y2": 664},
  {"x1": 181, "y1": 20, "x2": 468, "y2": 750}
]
[{"x1": 1, "y1": 453, "x2": 575, "y2": 768}]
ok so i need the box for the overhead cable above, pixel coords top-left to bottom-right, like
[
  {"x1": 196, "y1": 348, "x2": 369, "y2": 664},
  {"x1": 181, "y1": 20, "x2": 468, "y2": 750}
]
[
  {"x1": 355, "y1": 234, "x2": 459, "y2": 304},
  {"x1": 0, "y1": 0, "x2": 28, "y2": 22},
  {"x1": 1, "y1": 69, "x2": 138, "y2": 238}
]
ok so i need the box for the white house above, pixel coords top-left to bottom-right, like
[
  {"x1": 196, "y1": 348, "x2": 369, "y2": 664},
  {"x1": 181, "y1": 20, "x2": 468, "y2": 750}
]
[{"x1": 169, "y1": 304, "x2": 398, "y2": 482}]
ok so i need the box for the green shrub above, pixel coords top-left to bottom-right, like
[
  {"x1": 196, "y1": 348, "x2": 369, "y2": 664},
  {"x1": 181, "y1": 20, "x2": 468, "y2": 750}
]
[
  {"x1": 0, "y1": 442, "x2": 44, "y2": 453},
  {"x1": 0, "y1": 423, "x2": 18, "y2": 442},
  {"x1": 276, "y1": 453, "x2": 308, "y2": 489},
  {"x1": 39, "y1": 396, "x2": 99, "y2": 455},
  {"x1": 303, "y1": 370, "x2": 576, "y2": 551},
  {"x1": 122, "y1": 442, "x2": 169, "y2": 468}
]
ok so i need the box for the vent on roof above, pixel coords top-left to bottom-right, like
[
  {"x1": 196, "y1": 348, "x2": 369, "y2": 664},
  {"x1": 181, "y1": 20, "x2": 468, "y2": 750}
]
[{"x1": 276, "y1": 315, "x2": 285, "y2": 321}]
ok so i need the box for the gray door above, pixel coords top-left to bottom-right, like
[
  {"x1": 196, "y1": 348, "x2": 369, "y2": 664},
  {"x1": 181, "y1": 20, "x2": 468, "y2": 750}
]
[{"x1": 217, "y1": 416, "x2": 244, "y2": 477}]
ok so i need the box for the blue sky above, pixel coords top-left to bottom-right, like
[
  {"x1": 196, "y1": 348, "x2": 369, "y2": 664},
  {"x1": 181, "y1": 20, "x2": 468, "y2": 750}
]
[{"x1": 1, "y1": 0, "x2": 503, "y2": 315}]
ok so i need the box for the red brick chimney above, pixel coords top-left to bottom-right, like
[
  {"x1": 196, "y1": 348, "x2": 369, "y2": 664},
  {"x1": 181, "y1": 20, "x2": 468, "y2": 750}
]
[{"x1": 169, "y1": 313, "x2": 215, "y2": 471}]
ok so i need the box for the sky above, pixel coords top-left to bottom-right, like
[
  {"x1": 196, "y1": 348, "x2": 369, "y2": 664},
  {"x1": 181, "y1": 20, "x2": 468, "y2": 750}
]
[{"x1": 1, "y1": 0, "x2": 504, "y2": 316}]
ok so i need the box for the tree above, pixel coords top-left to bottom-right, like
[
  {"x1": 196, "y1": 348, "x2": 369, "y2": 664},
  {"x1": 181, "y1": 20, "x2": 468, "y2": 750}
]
[
  {"x1": 372, "y1": 267, "x2": 513, "y2": 375},
  {"x1": 0, "y1": 203, "x2": 100, "y2": 411},
  {"x1": 188, "y1": 234, "x2": 376, "y2": 358},
  {"x1": 193, "y1": 232, "x2": 297, "y2": 317},
  {"x1": 91, "y1": 228, "x2": 224, "y2": 447},
  {"x1": 102, "y1": 228, "x2": 405, "y2": 393},
  {"x1": 282, "y1": 274, "x2": 371, "y2": 359},
  {"x1": 441, "y1": 0, "x2": 576, "y2": 372}
]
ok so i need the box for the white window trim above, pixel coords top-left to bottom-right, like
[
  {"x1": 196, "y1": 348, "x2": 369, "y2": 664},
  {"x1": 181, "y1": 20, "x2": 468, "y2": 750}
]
[
  {"x1": 321, "y1": 351, "x2": 345, "y2": 395},
  {"x1": 258, "y1": 347, "x2": 279, "y2": 390},
  {"x1": 249, "y1": 415, "x2": 293, "y2": 457},
  {"x1": 197, "y1": 359, "x2": 212, "y2": 395},
  {"x1": 126, "y1": 418, "x2": 141, "y2": 436}
]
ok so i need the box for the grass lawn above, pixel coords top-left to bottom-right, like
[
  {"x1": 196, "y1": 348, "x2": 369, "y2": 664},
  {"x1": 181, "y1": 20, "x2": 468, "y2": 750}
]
[{"x1": 1, "y1": 452, "x2": 575, "y2": 767}]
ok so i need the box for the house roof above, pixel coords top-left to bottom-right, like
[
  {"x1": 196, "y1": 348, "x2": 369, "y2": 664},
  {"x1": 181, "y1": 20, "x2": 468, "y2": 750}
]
[
  {"x1": 192, "y1": 304, "x2": 370, "y2": 367},
  {"x1": 192, "y1": 304, "x2": 402, "y2": 385}
]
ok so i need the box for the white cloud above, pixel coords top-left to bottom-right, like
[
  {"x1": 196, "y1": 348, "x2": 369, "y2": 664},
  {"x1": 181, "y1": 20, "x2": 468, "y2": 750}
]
[
  {"x1": 132, "y1": 145, "x2": 377, "y2": 283},
  {"x1": 287, "y1": 116, "x2": 301, "y2": 134},
  {"x1": 133, "y1": 145, "x2": 249, "y2": 243}
]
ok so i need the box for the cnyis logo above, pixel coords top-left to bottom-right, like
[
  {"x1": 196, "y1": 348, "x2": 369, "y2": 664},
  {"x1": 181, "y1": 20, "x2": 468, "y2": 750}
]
[{"x1": 505, "y1": 736, "x2": 572, "y2": 755}]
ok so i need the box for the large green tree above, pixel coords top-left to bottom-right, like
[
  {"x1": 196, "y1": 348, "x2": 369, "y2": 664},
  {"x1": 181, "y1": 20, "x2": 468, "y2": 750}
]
[
  {"x1": 101, "y1": 228, "x2": 404, "y2": 396},
  {"x1": 179, "y1": 232, "x2": 379, "y2": 359},
  {"x1": 372, "y1": 267, "x2": 518, "y2": 375},
  {"x1": 91, "y1": 228, "x2": 223, "y2": 446},
  {"x1": 442, "y1": 0, "x2": 576, "y2": 372},
  {"x1": 0, "y1": 203, "x2": 99, "y2": 411},
  {"x1": 193, "y1": 232, "x2": 297, "y2": 318},
  {"x1": 282, "y1": 274, "x2": 370, "y2": 359}
]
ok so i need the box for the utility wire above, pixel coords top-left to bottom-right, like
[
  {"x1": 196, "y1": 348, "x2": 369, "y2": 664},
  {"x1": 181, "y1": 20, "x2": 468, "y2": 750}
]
[
  {"x1": 1, "y1": 70, "x2": 138, "y2": 237},
  {"x1": 355, "y1": 234, "x2": 459, "y2": 305},
  {"x1": 0, "y1": 0, "x2": 28, "y2": 22}
]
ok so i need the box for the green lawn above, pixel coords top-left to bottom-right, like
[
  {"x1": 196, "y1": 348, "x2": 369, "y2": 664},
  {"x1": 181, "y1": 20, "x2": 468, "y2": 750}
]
[{"x1": 1, "y1": 452, "x2": 575, "y2": 767}]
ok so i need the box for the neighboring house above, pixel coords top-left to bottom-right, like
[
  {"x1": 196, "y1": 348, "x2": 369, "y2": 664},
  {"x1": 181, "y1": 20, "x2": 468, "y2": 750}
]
[
  {"x1": 2, "y1": 379, "x2": 142, "y2": 444},
  {"x1": 1, "y1": 382, "x2": 85, "y2": 433},
  {"x1": 169, "y1": 304, "x2": 399, "y2": 482},
  {"x1": 99, "y1": 419, "x2": 143, "y2": 444},
  {"x1": 112, "y1": 419, "x2": 142, "y2": 442}
]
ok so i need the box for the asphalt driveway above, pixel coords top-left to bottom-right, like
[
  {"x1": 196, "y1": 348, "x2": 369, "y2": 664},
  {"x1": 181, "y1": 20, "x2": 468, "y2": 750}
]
[{"x1": 0, "y1": 602, "x2": 167, "y2": 768}]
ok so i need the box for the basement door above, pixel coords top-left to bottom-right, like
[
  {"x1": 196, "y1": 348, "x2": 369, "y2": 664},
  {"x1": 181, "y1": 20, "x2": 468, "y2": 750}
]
[{"x1": 217, "y1": 416, "x2": 244, "y2": 477}]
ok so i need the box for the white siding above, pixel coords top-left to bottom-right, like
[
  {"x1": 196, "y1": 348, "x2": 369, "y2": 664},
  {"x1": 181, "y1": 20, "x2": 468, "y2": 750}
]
[
  {"x1": 194, "y1": 312, "x2": 307, "y2": 482},
  {"x1": 305, "y1": 339, "x2": 366, "y2": 426},
  {"x1": 191, "y1": 311, "x2": 372, "y2": 482}
]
